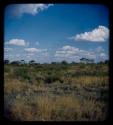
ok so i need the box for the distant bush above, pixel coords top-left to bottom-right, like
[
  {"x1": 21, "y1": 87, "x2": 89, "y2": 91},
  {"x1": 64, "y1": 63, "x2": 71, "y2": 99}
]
[
  {"x1": 10, "y1": 61, "x2": 20, "y2": 65},
  {"x1": 14, "y1": 67, "x2": 31, "y2": 82},
  {"x1": 45, "y1": 73, "x2": 63, "y2": 84},
  {"x1": 4, "y1": 66, "x2": 10, "y2": 73},
  {"x1": 70, "y1": 71, "x2": 108, "y2": 77},
  {"x1": 61, "y1": 60, "x2": 68, "y2": 65},
  {"x1": 4, "y1": 60, "x2": 10, "y2": 64}
]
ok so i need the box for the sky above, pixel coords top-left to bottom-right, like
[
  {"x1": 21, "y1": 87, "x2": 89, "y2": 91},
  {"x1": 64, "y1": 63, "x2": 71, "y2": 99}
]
[{"x1": 4, "y1": 4, "x2": 109, "y2": 63}]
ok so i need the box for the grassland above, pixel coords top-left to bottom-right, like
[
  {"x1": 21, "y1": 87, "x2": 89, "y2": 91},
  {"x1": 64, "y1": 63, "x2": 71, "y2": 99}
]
[{"x1": 4, "y1": 63, "x2": 109, "y2": 121}]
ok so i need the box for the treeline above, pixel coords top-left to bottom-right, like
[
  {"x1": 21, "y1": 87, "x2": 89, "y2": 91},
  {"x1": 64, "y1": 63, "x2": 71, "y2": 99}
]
[{"x1": 4, "y1": 59, "x2": 109, "y2": 65}]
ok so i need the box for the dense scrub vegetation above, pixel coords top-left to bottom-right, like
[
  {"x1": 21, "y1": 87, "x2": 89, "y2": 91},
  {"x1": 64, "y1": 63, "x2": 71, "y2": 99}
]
[{"x1": 4, "y1": 63, "x2": 109, "y2": 121}]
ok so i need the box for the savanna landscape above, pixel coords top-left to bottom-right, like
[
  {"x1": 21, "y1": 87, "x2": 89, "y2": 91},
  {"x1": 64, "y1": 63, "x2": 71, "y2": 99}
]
[
  {"x1": 4, "y1": 61, "x2": 109, "y2": 121},
  {"x1": 4, "y1": 4, "x2": 109, "y2": 121}
]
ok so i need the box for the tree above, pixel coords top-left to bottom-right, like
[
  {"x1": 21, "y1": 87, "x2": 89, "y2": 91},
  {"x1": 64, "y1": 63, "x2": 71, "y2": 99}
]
[
  {"x1": 20, "y1": 60, "x2": 25, "y2": 64},
  {"x1": 51, "y1": 62, "x2": 57, "y2": 65},
  {"x1": 11, "y1": 61, "x2": 20, "y2": 65},
  {"x1": 29, "y1": 60, "x2": 36, "y2": 64},
  {"x1": 61, "y1": 60, "x2": 68, "y2": 65},
  {"x1": 104, "y1": 60, "x2": 109, "y2": 64},
  {"x1": 4, "y1": 60, "x2": 9, "y2": 64},
  {"x1": 71, "y1": 61, "x2": 77, "y2": 64}
]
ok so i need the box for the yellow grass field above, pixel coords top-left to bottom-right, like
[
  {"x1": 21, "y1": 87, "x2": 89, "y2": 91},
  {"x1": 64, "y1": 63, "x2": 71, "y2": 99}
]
[{"x1": 4, "y1": 63, "x2": 109, "y2": 121}]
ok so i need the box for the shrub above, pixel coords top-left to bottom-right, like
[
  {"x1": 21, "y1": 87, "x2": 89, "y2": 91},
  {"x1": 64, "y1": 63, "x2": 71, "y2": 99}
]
[
  {"x1": 14, "y1": 67, "x2": 32, "y2": 82},
  {"x1": 44, "y1": 73, "x2": 63, "y2": 84},
  {"x1": 4, "y1": 63, "x2": 109, "y2": 121},
  {"x1": 4, "y1": 66, "x2": 10, "y2": 73}
]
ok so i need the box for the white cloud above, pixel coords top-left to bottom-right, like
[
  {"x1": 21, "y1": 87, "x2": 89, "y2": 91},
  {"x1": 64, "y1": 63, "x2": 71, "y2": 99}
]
[
  {"x1": 69, "y1": 26, "x2": 109, "y2": 42},
  {"x1": 98, "y1": 52, "x2": 108, "y2": 61},
  {"x1": 100, "y1": 53, "x2": 106, "y2": 57},
  {"x1": 15, "y1": 54, "x2": 20, "y2": 57},
  {"x1": 26, "y1": 53, "x2": 35, "y2": 59},
  {"x1": 24, "y1": 48, "x2": 47, "y2": 53},
  {"x1": 55, "y1": 45, "x2": 79, "y2": 57},
  {"x1": 27, "y1": 53, "x2": 35, "y2": 56},
  {"x1": 95, "y1": 46, "x2": 104, "y2": 53},
  {"x1": 55, "y1": 45, "x2": 96, "y2": 60},
  {"x1": 55, "y1": 45, "x2": 109, "y2": 62},
  {"x1": 4, "y1": 48, "x2": 13, "y2": 52},
  {"x1": 41, "y1": 52, "x2": 49, "y2": 57},
  {"x1": 24, "y1": 48, "x2": 39, "y2": 53},
  {"x1": 14, "y1": 4, "x2": 53, "y2": 16},
  {"x1": 62, "y1": 45, "x2": 79, "y2": 51},
  {"x1": 6, "y1": 39, "x2": 26, "y2": 46}
]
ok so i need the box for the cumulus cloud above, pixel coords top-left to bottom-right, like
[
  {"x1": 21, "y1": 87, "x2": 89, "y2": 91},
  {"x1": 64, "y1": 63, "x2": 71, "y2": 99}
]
[
  {"x1": 55, "y1": 45, "x2": 79, "y2": 57},
  {"x1": 6, "y1": 39, "x2": 27, "y2": 46},
  {"x1": 100, "y1": 53, "x2": 106, "y2": 57},
  {"x1": 62, "y1": 45, "x2": 79, "y2": 51},
  {"x1": 27, "y1": 53, "x2": 35, "y2": 56},
  {"x1": 4, "y1": 48, "x2": 13, "y2": 52},
  {"x1": 24, "y1": 48, "x2": 47, "y2": 53},
  {"x1": 41, "y1": 52, "x2": 49, "y2": 57},
  {"x1": 55, "y1": 45, "x2": 108, "y2": 62},
  {"x1": 98, "y1": 52, "x2": 108, "y2": 61},
  {"x1": 12, "y1": 4, "x2": 53, "y2": 17},
  {"x1": 55, "y1": 45, "x2": 96, "y2": 60},
  {"x1": 15, "y1": 54, "x2": 20, "y2": 57},
  {"x1": 69, "y1": 26, "x2": 109, "y2": 42},
  {"x1": 24, "y1": 48, "x2": 39, "y2": 53},
  {"x1": 95, "y1": 46, "x2": 104, "y2": 53}
]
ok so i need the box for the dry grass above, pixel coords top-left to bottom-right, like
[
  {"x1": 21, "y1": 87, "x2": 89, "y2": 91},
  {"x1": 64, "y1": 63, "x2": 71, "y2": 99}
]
[
  {"x1": 10, "y1": 99, "x2": 33, "y2": 121},
  {"x1": 4, "y1": 79, "x2": 30, "y2": 94},
  {"x1": 4, "y1": 63, "x2": 109, "y2": 121},
  {"x1": 8, "y1": 95, "x2": 81, "y2": 121},
  {"x1": 6, "y1": 94, "x2": 107, "y2": 121},
  {"x1": 71, "y1": 76, "x2": 108, "y2": 87},
  {"x1": 80, "y1": 99, "x2": 107, "y2": 121}
]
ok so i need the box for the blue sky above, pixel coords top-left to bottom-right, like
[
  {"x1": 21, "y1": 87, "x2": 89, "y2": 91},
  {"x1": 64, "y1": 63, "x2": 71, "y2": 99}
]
[{"x1": 4, "y1": 4, "x2": 109, "y2": 63}]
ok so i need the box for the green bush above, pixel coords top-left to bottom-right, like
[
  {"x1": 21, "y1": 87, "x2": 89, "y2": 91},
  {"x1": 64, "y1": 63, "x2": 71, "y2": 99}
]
[
  {"x1": 45, "y1": 73, "x2": 62, "y2": 84},
  {"x1": 4, "y1": 66, "x2": 10, "y2": 73},
  {"x1": 14, "y1": 67, "x2": 31, "y2": 82}
]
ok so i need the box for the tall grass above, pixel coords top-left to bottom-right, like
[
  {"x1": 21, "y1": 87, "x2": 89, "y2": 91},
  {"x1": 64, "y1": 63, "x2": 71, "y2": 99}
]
[
  {"x1": 4, "y1": 63, "x2": 109, "y2": 121},
  {"x1": 5, "y1": 94, "x2": 107, "y2": 121}
]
